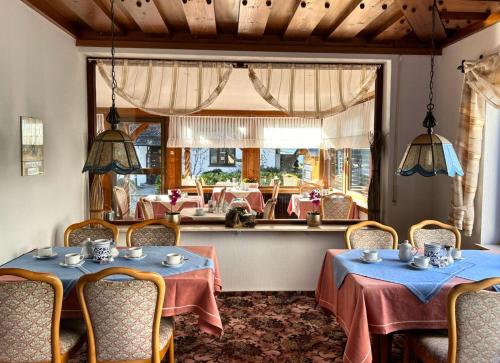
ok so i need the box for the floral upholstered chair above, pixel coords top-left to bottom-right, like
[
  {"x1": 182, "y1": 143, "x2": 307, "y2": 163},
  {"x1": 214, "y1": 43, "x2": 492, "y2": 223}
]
[
  {"x1": 0, "y1": 268, "x2": 84, "y2": 363},
  {"x1": 409, "y1": 219, "x2": 461, "y2": 249},
  {"x1": 64, "y1": 219, "x2": 118, "y2": 247},
  {"x1": 76, "y1": 267, "x2": 174, "y2": 363},
  {"x1": 126, "y1": 219, "x2": 180, "y2": 247},
  {"x1": 345, "y1": 220, "x2": 398, "y2": 249},
  {"x1": 405, "y1": 277, "x2": 500, "y2": 363},
  {"x1": 320, "y1": 193, "x2": 353, "y2": 220}
]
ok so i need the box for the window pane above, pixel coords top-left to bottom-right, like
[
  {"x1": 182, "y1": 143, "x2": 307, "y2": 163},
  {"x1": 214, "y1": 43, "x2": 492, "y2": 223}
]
[
  {"x1": 349, "y1": 148, "x2": 371, "y2": 197},
  {"x1": 182, "y1": 148, "x2": 242, "y2": 186},
  {"x1": 259, "y1": 148, "x2": 320, "y2": 186},
  {"x1": 121, "y1": 122, "x2": 162, "y2": 169},
  {"x1": 116, "y1": 174, "x2": 161, "y2": 216},
  {"x1": 331, "y1": 149, "x2": 344, "y2": 192}
]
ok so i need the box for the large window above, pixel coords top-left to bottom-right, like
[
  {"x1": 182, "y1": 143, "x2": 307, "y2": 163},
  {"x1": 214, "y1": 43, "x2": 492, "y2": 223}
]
[
  {"x1": 182, "y1": 148, "x2": 242, "y2": 186},
  {"x1": 330, "y1": 148, "x2": 371, "y2": 201},
  {"x1": 209, "y1": 148, "x2": 236, "y2": 167},
  {"x1": 260, "y1": 148, "x2": 320, "y2": 186}
]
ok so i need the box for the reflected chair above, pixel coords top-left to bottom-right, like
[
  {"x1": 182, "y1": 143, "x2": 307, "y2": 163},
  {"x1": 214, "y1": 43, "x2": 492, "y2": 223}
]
[
  {"x1": 404, "y1": 277, "x2": 500, "y2": 363},
  {"x1": 195, "y1": 179, "x2": 205, "y2": 207},
  {"x1": 126, "y1": 219, "x2": 180, "y2": 247},
  {"x1": 0, "y1": 268, "x2": 84, "y2": 363},
  {"x1": 217, "y1": 187, "x2": 227, "y2": 210},
  {"x1": 113, "y1": 186, "x2": 129, "y2": 219},
  {"x1": 263, "y1": 199, "x2": 277, "y2": 220},
  {"x1": 64, "y1": 219, "x2": 119, "y2": 247},
  {"x1": 345, "y1": 220, "x2": 398, "y2": 249},
  {"x1": 299, "y1": 181, "x2": 322, "y2": 194},
  {"x1": 321, "y1": 193, "x2": 353, "y2": 220},
  {"x1": 272, "y1": 180, "x2": 281, "y2": 201},
  {"x1": 138, "y1": 197, "x2": 155, "y2": 220},
  {"x1": 409, "y1": 220, "x2": 461, "y2": 250},
  {"x1": 76, "y1": 267, "x2": 175, "y2": 363}
]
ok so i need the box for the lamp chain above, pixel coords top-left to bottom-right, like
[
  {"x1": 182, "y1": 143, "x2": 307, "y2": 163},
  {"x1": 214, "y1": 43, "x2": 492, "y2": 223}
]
[
  {"x1": 111, "y1": 0, "x2": 116, "y2": 110},
  {"x1": 427, "y1": 0, "x2": 436, "y2": 113}
]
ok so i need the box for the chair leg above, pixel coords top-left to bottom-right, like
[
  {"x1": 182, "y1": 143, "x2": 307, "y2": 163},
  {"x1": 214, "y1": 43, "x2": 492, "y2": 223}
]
[
  {"x1": 403, "y1": 335, "x2": 411, "y2": 363},
  {"x1": 168, "y1": 335, "x2": 175, "y2": 363}
]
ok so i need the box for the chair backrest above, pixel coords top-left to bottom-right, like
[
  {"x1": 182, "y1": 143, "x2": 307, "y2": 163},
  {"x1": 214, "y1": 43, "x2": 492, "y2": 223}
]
[
  {"x1": 271, "y1": 180, "x2": 281, "y2": 201},
  {"x1": 217, "y1": 187, "x2": 227, "y2": 209},
  {"x1": 126, "y1": 219, "x2": 180, "y2": 247},
  {"x1": 139, "y1": 197, "x2": 155, "y2": 220},
  {"x1": 77, "y1": 268, "x2": 165, "y2": 363},
  {"x1": 321, "y1": 193, "x2": 353, "y2": 220},
  {"x1": 299, "y1": 182, "x2": 321, "y2": 194},
  {"x1": 447, "y1": 277, "x2": 500, "y2": 363},
  {"x1": 195, "y1": 180, "x2": 204, "y2": 199},
  {"x1": 0, "y1": 269, "x2": 63, "y2": 363},
  {"x1": 113, "y1": 186, "x2": 129, "y2": 218},
  {"x1": 64, "y1": 219, "x2": 119, "y2": 247},
  {"x1": 345, "y1": 220, "x2": 398, "y2": 249},
  {"x1": 409, "y1": 220, "x2": 461, "y2": 249},
  {"x1": 263, "y1": 199, "x2": 277, "y2": 220}
]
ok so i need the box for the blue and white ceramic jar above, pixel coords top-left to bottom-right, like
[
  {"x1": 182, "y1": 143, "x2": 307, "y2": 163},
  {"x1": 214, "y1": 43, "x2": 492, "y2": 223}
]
[
  {"x1": 424, "y1": 242, "x2": 443, "y2": 266},
  {"x1": 91, "y1": 239, "x2": 112, "y2": 262}
]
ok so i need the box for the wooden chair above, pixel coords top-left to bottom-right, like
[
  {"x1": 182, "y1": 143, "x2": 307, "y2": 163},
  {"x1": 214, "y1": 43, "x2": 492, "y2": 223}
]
[
  {"x1": 138, "y1": 197, "x2": 155, "y2": 220},
  {"x1": 345, "y1": 220, "x2": 398, "y2": 249},
  {"x1": 76, "y1": 268, "x2": 174, "y2": 363},
  {"x1": 320, "y1": 193, "x2": 353, "y2": 220},
  {"x1": 299, "y1": 181, "x2": 322, "y2": 194},
  {"x1": 113, "y1": 186, "x2": 129, "y2": 218},
  {"x1": 217, "y1": 187, "x2": 227, "y2": 209},
  {"x1": 271, "y1": 180, "x2": 281, "y2": 201},
  {"x1": 405, "y1": 277, "x2": 500, "y2": 363},
  {"x1": 0, "y1": 268, "x2": 84, "y2": 363},
  {"x1": 409, "y1": 220, "x2": 461, "y2": 249},
  {"x1": 195, "y1": 179, "x2": 205, "y2": 207},
  {"x1": 126, "y1": 219, "x2": 180, "y2": 247},
  {"x1": 64, "y1": 219, "x2": 119, "y2": 247},
  {"x1": 262, "y1": 199, "x2": 277, "y2": 220}
]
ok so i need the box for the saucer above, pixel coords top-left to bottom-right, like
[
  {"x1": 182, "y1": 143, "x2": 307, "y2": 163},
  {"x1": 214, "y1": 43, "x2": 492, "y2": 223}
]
[
  {"x1": 409, "y1": 262, "x2": 432, "y2": 270},
  {"x1": 123, "y1": 254, "x2": 147, "y2": 260},
  {"x1": 33, "y1": 252, "x2": 58, "y2": 260},
  {"x1": 453, "y1": 256, "x2": 464, "y2": 261},
  {"x1": 359, "y1": 256, "x2": 382, "y2": 264},
  {"x1": 161, "y1": 260, "x2": 185, "y2": 268},
  {"x1": 59, "y1": 260, "x2": 84, "y2": 268}
]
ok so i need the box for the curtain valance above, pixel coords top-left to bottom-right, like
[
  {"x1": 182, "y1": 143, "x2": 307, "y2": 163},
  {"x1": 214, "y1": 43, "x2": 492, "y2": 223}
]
[
  {"x1": 248, "y1": 63, "x2": 377, "y2": 118},
  {"x1": 168, "y1": 116, "x2": 323, "y2": 149},
  {"x1": 322, "y1": 99, "x2": 374, "y2": 149},
  {"x1": 97, "y1": 59, "x2": 232, "y2": 116}
]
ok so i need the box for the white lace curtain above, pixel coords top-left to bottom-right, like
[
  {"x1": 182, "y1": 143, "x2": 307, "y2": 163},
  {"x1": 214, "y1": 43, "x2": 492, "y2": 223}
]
[
  {"x1": 248, "y1": 63, "x2": 377, "y2": 118},
  {"x1": 97, "y1": 59, "x2": 232, "y2": 116},
  {"x1": 322, "y1": 99, "x2": 374, "y2": 149},
  {"x1": 168, "y1": 116, "x2": 322, "y2": 149}
]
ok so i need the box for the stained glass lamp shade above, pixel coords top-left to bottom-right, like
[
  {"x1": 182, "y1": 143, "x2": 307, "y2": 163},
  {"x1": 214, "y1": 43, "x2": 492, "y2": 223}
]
[{"x1": 397, "y1": 133, "x2": 463, "y2": 177}]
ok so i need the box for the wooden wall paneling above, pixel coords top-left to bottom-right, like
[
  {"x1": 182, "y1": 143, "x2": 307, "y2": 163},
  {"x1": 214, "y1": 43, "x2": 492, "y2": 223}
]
[
  {"x1": 373, "y1": 15, "x2": 412, "y2": 41},
  {"x1": 21, "y1": 0, "x2": 79, "y2": 36},
  {"x1": 154, "y1": 0, "x2": 190, "y2": 32},
  {"x1": 214, "y1": 0, "x2": 241, "y2": 33},
  {"x1": 53, "y1": 0, "x2": 117, "y2": 33},
  {"x1": 180, "y1": 0, "x2": 217, "y2": 35},
  {"x1": 237, "y1": 0, "x2": 273, "y2": 37},
  {"x1": 265, "y1": 0, "x2": 299, "y2": 34},
  {"x1": 118, "y1": 0, "x2": 169, "y2": 33},
  {"x1": 313, "y1": 0, "x2": 362, "y2": 34},
  {"x1": 330, "y1": 0, "x2": 396, "y2": 39},
  {"x1": 242, "y1": 148, "x2": 260, "y2": 180},
  {"x1": 437, "y1": 0, "x2": 500, "y2": 13},
  {"x1": 284, "y1": 0, "x2": 331, "y2": 38},
  {"x1": 166, "y1": 148, "x2": 182, "y2": 189},
  {"x1": 396, "y1": 0, "x2": 446, "y2": 40}
]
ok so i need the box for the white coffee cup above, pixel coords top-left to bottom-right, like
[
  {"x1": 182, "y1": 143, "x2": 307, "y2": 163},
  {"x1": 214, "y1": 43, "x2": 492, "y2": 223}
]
[
  {"x1": 128, "y1": 247, "x2": 143, "y2": 258},
  {"x1": 64, "y1": 253, "x2": 83, "y2": 265},
  {"x1": 362, "y1": 249, "x2": 378, "y2": 261},
  {"x1": 195, "y1": 208, "x2": 205, "y2": 216},
  {"x1": 452, "y1": 249, "x2": 462, "y2": 259},
  {"x1": 414, "y1": 255, "x2": 430, "y2": 268},
  {"x1": 166, "y1": 253, "x2": 183, "y2": 265},
  {"x1": 37, "y1": 246, "x2": 53, "y2": 257}
]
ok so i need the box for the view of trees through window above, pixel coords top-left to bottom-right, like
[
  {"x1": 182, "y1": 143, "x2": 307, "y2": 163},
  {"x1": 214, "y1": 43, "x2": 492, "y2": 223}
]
[
  {"x1": 330, "y1": 148, "x2": 371, "y2": 199},
  {"x1": 260, "y1": 148, "x2": 320, "y2": 186},
  {"x1": 182, "y1": 148, "x2": 242, "y2": 186}
]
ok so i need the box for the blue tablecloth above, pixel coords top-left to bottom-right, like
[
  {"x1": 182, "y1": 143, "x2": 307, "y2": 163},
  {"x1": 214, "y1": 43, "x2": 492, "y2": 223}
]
[
  {"x1": 1, "y1": 246, "x2": 214, "y2": 298},
  {"x1": 333, "y1": 249, "x2": 500, "y2": 303}
]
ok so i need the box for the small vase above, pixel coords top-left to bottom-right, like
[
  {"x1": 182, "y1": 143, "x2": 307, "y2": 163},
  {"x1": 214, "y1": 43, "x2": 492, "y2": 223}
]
[
  {"x1": 165, "y1": 212, "x2": 181, "y2": 225},
  {"x1": 307, "y1": 212, "x2": 321, "y2": 227}
]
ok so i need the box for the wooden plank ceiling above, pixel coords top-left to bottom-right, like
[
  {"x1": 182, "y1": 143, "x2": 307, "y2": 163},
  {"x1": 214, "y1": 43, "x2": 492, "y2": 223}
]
[{"x1": 22, "y1": 0, "x2": 500, "y2": 54}]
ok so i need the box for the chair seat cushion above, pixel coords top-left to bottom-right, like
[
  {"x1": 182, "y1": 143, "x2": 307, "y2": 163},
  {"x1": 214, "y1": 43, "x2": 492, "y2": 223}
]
[
  {"x1": 410, "y1": 331, "x2": 448, "y2": 363},
  {"x1": 160, "y1": 317, "x2": 174, "y2": 349},
  {"x1": 60, "y1": 319, "x2": 86, "y2": 354}
]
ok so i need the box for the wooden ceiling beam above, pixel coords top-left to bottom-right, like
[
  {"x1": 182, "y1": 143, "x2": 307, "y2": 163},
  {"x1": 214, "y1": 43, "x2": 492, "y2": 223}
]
[
  {"x1": 373, "y1": 15, "x2": 412, "y2": 41},
  {"x1": 51, "y1": 0, "x2": 118, "y2": 33},
  {"x1": 214, "y1": 0, "x2": 241, "y2": 33},
  {"x1": 238, "y1": 0, "x2": 273, "y2": 37},
  {"x1": 284, "y1": 0, "x2": 331, "y2": 39},
  {"x1": 154, "y1": 0, "x2": 190, "y2": 32},
  {"x1": 314, "y1": 0, "x2": 362, "y2": 34},
  {"x1": 437, "y1": 0, "x2": 500, "y2": 14},
  {"x1": 265, "y1": 0, "x2": 299, "y2": 34},
  {"x1": 330, "y1": 0, "x2": 396, "y2": 39},
  {"x1": 440, "y1": 11, "x2": 489, "y2": 21},
  {"x1": 93, "y1": 0, "x2": 140, "y2": 31},
  {"x1": 21, "y1": 0, "x2": 78, "y2": 37},
  {"x1": 359, "y1": 2, "x2": 402, "y2": 36},
  {"x1": 180, "y1": 0, "x2": 217, "y2": 36},
  {"x1": 118, "y1": 0, "x2": 169, "y2": 34},
  {"x1": 396, "y1": 0, "x2": 447, "y2": 40},
  {"x1": 443, "y1": 11, "x2": 500, "y2": 46}
]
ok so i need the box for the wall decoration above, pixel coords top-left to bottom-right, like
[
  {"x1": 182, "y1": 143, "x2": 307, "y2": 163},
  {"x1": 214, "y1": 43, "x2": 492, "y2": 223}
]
[{"x1": 20, "y1": 116, "x2": 44, "y2": 176}]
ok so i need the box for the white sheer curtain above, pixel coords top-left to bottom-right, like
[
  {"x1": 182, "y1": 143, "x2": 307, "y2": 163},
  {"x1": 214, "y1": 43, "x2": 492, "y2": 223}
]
[
  {"x1": 168, "y1": 116, "x2": 322, "y2": 148},
  {"x1": 322, "y1": 99, "x2": 374, "y2": 149},
  {"x1": 97, "y1": 59, "x2": 232, "y2": 116},
  {"x1": 248, "y1": 63, "x2": 377, "y2": 118}
]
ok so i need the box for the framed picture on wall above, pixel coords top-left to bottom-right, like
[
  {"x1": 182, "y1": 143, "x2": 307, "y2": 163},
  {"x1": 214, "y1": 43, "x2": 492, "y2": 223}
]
[{"x1": 20, "y1": 116, "x2": 44, "y2": 176}]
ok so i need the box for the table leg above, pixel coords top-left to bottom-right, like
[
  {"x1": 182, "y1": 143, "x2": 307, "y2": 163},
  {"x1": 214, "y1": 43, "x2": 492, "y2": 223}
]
[{"x1": 372, "y1": 334, "x2": 393, "y2": 363}]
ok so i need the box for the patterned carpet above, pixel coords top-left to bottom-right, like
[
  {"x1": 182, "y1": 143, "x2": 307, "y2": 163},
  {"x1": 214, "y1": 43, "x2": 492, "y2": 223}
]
[{"x1": 69, "y1": 291, "x2": 404, "y2": 362}]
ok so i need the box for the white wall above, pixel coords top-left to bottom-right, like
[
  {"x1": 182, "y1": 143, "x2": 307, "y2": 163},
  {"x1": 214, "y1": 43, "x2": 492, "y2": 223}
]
[
  {"x1": 0, "y1": 2, "x2": 87, "y2": 263},
  {"x1": 433, "y1": 24, "x2": 500, "y2": 248}
]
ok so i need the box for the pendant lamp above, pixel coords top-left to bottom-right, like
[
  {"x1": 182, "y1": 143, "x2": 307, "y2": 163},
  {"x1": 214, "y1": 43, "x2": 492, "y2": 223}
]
[
  {"x1": 396, "y1": 0, "x2": 463, "y2": 177},
  {"x1": 82, "y1": 0, "x2": 141, "y2": 175}
]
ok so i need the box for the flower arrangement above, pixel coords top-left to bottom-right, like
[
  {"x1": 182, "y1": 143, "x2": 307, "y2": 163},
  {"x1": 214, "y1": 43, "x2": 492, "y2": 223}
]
[
  {"x1": 309, "y1": 189, "x2": 321, "y2": 215},
  {"x1": 168, "y1": 189, "x2": 181, "y2": 215}
]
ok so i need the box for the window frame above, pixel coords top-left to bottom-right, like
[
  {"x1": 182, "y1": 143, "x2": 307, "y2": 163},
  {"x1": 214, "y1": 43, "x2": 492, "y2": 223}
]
[{"x1": 208, "y1": 148, "x2": 237, "y2": 167}]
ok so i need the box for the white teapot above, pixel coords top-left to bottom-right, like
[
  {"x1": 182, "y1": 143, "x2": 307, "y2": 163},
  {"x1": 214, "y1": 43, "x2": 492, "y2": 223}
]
[{"x1": 398, "y1": 240, "x2": 417, "y2": 262}]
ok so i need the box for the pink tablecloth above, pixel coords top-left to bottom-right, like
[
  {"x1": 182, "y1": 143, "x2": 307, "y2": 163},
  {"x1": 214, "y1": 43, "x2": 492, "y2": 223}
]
[
  {"x1": 59, "y1": 246, "x2": 222, "y2": 336},
  {"x1": 211, "y1": 188, "x2": 264, "y2": 213},
  {"x1": 315, "y1": 249, "x2": 469, "y2": 363},
  {"x1": 287, "y1": 195, "x2": 359, "y2": 219},
  {"x1": 135, "y1": 196, "x2": 203, "y2": 219}
]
